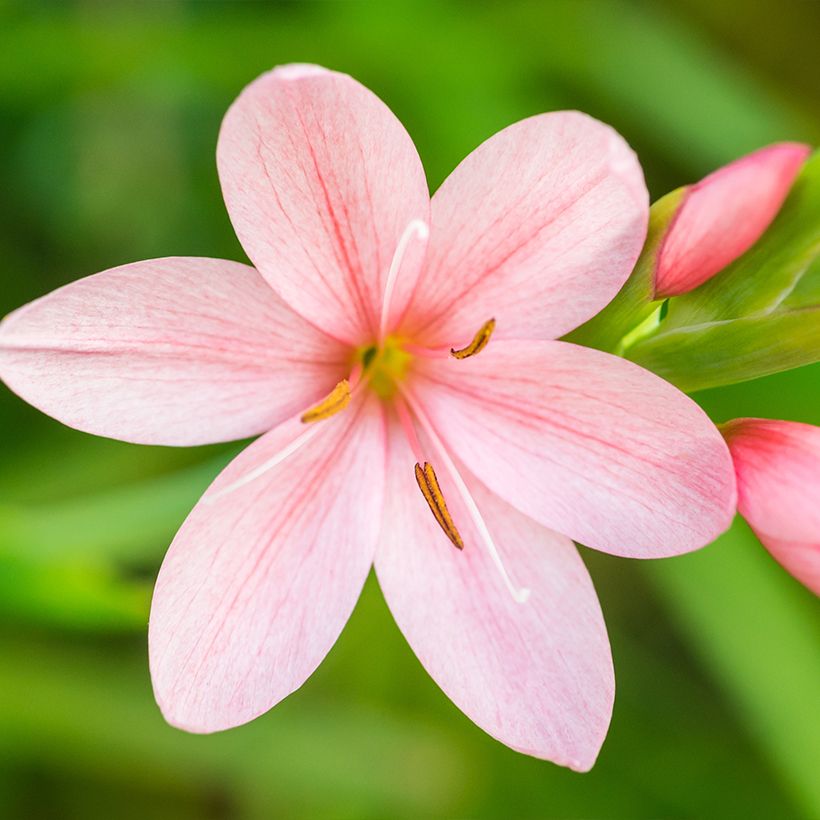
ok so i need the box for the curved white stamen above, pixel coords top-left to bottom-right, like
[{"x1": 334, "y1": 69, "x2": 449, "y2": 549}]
[
  {"x1": 379, "y1": 219, "x2": 429, "y2": 340},
  {"x1": 203, "y1": 424, "x2": 322, "y2": 504},
  {"x1": 399, "y1": 387, "x2": 531, "y2": 604}
]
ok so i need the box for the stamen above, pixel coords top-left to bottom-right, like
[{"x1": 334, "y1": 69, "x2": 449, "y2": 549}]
[
  {"x1": 400, "y1": 318, "x2": 497, "y2": 361},
  {"x1": 399, "y1": 386, "x2": 531, "y2": 604},
  {"x1": 300, "y1": 379, "x2": 351, "y2": 424},
  {"x1": 379, "y1": 219, "x2": 429, "y2": 340},
  {"x1": 450, "y1": 318, "x2": 496, "y2": 359},
  {"x1": 205, "y1": 378, "x2": 359, "y2": 505},
  {"x1": 414, "y1": 462, "x2": 464, "y2": 550},
  {"x1": 203, "y1": 424, "x2": 322, "y2": 504}
]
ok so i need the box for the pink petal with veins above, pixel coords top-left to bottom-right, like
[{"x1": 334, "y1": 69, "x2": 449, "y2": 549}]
[
  {"x1": 415, "y1": 340, "x2": 736, "y2": 557},
  {"x1": 655, "y1": 142, "x2": 811, "y2": 298},
  {"x1": 723, "y1": 418, "x2": 820, "y2": 595},
  {"x1": 401, "y1": 111, "x2": 648, "y2": 345},
  {"x1": 376, "y1": 421, "x2": 613, "y2": 770},
  {"x1": 0, "y1": 257, "x2": 346, "y2": 446},
  {"x1": 218, "y1": 64, "x2": 430, "y2": 345},
  {"x1": 150, "y1": 396, "x2": 386, "y2": 732}
]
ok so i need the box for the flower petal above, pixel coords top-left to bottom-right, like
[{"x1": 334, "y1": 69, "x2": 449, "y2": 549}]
[
  {"x1": 0, "y1": 257, "x2": 346, "y2": 446},
  {"x1": 722, "y1": 418, "x2": 820, "y2": 595},
  {"x1": 217, "y1": 64, "x2": 430, "y2": 344},
  {"x1": 655, "y1": 142, "x2": 811, "y2": 298},
  {"x1": 400, "y1": 111, "x2": 648, "y2": 345},
  {"x1": 149, "y1": 396, "x2": 386, "y2": 732},
  {"x1": 375, "y1": 422, "x2": 613, "y2": 770},
  {"x1": 414, "y1": 340, "x2": 736, "y2": 557}
]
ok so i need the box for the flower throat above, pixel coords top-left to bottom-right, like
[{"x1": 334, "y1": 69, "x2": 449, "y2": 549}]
[{"x1": 356, "y1": 337, "x2": 412, "y2": 399}]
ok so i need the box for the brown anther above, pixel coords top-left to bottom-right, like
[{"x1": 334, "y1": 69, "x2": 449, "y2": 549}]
[
  {"x1": 450, "y1": 318, "x2": 496, "y2": 359},
  {"x1": 300, "y1": 380, "x2": 351, "y2": 424},
  {"x1": 414, "y1": 462, "x2": 464, "y2": 550}
]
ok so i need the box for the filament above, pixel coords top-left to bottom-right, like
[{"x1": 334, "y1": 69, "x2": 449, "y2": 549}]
[{"x1": 203, "y1": 424, "x2": 322, "y2": 504}]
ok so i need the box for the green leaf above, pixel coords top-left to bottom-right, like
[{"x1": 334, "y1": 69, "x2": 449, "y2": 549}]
[
  {"x1": 625, "y1": 305, "x2": 820, "y2": 392},
  {"x1": 663, "y1": 149, "x2": 820, "y2": 329},
  {"x1": 0, "y1": 554, "x2": 150, "y2": 632},
  {"x1": 565, "y1": 187, "x2": 685, "y2": 352},
  {"x1": 0, "y1": 456, "x2": 229, "y2": 631},
  {"x1": 0, "y1": 456, "x2": 225, "y2": 564}
]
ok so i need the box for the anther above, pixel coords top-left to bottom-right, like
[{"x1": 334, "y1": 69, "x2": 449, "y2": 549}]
[
  {"x1": 400, "y1": 386, "x2": 530, "y2": 604},
  {"x1": 414, "y1": 462, "x2": 464, "y2": 550},
  {"x1": 450, "y1": 318, "x2": 496, "y2": 359},
  {"x1": 300, "y1": 379, "x2": 351, "y2": 424}
]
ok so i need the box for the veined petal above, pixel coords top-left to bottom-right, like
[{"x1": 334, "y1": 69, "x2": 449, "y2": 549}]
[
  {"x1": 723, "y1": 418, "x2": 820, "y2": 595},
  {"x1": 655, "y1": 142, "x2": 811, "y2": 298},
  {"x1": 414, "y1": 340, "x2": 736, "y2": 557},
  {"x1": 218, "y1": 64, "x2": 430, "y2": 345},
  {"x1": 400, "y1": 111, "x2": 648, "y2": 344},
  {"x1": 149, "y1": 396, "x2": 386, "y2": 732},
  {"x1": 375, "y1": 422, "x2": 613, "y2": 770},
  {"x1": 0, "y1": 257, "x2": 346, "y2": 446}
]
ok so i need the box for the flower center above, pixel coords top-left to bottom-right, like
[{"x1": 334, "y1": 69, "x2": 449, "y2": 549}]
[
  {"x1": 207, "y1": 212, "x2": 524, "y2": 603},
  {"x1": 354, "y1": 335, "x2": 412, "y2": 399}
]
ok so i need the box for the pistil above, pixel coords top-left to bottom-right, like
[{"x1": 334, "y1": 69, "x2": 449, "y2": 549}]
[{"x1": 379, "y1": 219, "x2": 429, "y2": 340}]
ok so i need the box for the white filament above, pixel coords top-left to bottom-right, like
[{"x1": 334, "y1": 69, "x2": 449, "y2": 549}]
[
  {"x1": 379, "y1": 219, "x2": 429, "y2": 340},
  {"x1": 202, "y1": 424, "x2": 322, "y2": 504},
  {"x1": 399, "y1": 387, "x2": 531, "y2": 604}
]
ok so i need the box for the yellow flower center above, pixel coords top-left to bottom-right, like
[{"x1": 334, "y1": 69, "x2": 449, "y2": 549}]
[{"x1": 356, "y1": 335, "x2": 413, "y2": 399}]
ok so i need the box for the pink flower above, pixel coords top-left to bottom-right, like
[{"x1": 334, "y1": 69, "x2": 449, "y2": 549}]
[
  {"x1": 722, "y1": 418, "x2": 820, "y2": 596},
  {"x1": 654, "y1": 142, "x2": 810, "y2": 298},
  {"x1": 0, "y1": 65, "x2": 737, "y2": 770}
]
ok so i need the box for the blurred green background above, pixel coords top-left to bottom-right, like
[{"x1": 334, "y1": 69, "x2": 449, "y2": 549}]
[{"x1": 1, "y1": 1, "x2": 819, "y2": 818}]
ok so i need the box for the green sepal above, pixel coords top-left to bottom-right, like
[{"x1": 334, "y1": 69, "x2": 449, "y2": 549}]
[
  {"x1": 662, "y1": 149, "x2": 820, "y2": 330},
  {"x1": 625, "y1": 304, "x2": 820, "y2": 393},
  {"x1": 564, "y1": 186, "x2": 686, "y2": 352}
]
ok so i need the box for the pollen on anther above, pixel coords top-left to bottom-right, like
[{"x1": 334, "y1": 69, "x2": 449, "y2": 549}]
[
  {"x1": 300, "y1": 380, "x2": 351, "y2": 424},
  {"x1": 451, "y1": 318, "x2": 496, "y2": 360},
  {"x1": 414, "y1": 462, "x2": 464, "y2": 550}
]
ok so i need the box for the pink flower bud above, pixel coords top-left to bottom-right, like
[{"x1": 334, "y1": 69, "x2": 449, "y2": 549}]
[{"x1": 655, "y1": 143, "x2": 811, "y2": 298}]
